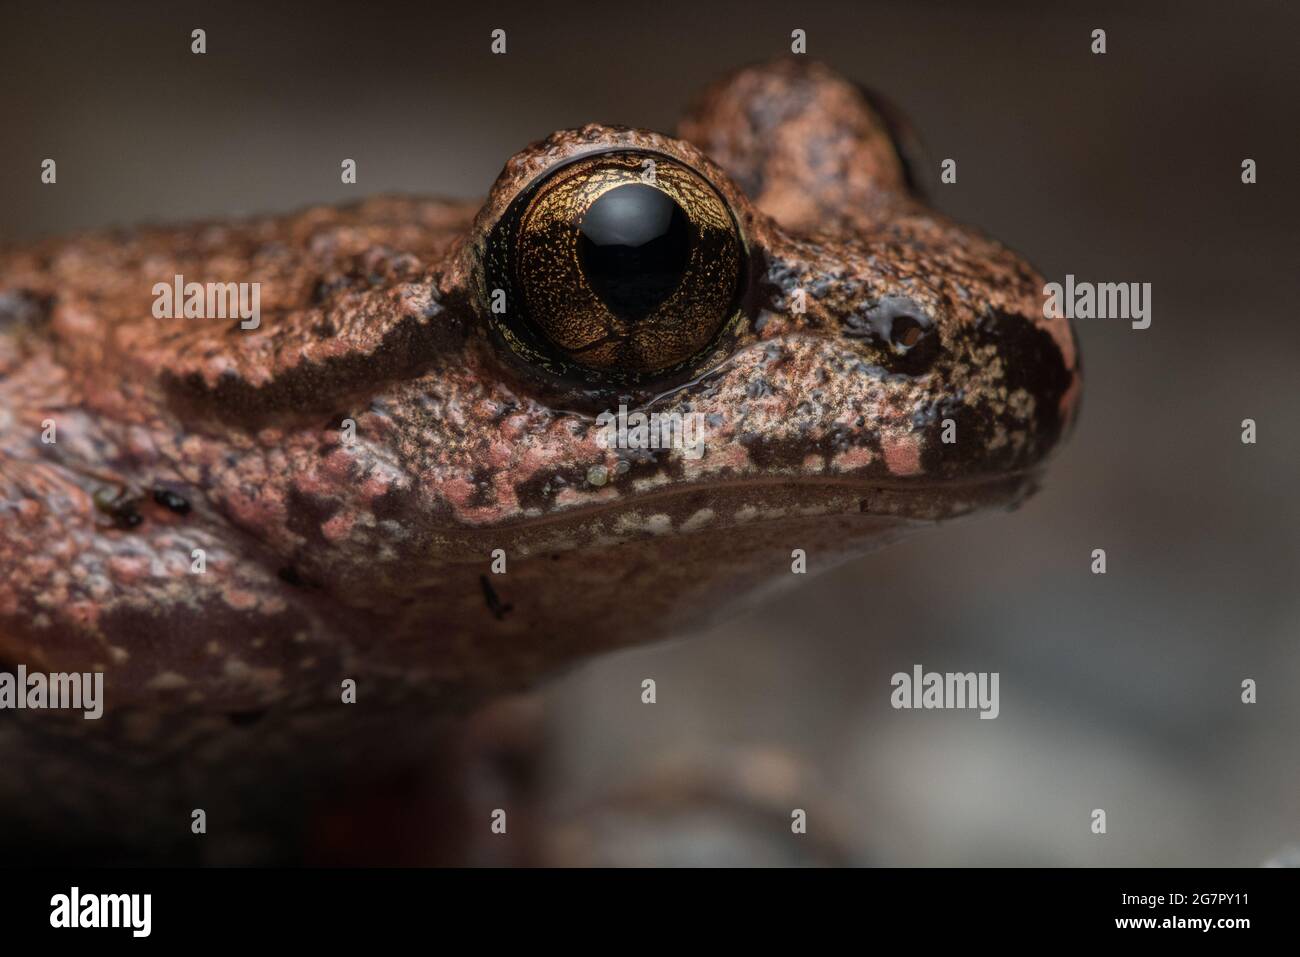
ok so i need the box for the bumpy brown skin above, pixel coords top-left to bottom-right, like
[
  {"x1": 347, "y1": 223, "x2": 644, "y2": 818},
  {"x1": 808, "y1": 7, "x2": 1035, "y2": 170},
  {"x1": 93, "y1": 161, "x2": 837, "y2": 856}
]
[{"x1": 0, "y1": 60, "x2": 1078, "y2": 860}]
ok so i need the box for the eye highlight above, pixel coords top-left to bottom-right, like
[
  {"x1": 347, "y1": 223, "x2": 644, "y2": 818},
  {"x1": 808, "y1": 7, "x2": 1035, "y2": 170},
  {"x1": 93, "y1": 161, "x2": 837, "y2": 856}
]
[{"x1": 484, "y1": 151, "x2": 746, "y2": 386}]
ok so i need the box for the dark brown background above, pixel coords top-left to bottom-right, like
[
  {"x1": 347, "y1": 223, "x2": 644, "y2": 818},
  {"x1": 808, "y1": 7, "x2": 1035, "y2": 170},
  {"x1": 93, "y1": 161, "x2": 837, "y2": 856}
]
[{"x1": 2, "y1": 0, "x2": 1297, "y2": 864}]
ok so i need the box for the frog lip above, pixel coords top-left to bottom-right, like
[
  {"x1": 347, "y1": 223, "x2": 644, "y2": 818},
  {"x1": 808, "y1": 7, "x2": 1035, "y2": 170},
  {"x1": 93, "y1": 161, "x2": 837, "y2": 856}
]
[{"x1": 494, "y1": 467, "x2": 1043, "y2": 538}]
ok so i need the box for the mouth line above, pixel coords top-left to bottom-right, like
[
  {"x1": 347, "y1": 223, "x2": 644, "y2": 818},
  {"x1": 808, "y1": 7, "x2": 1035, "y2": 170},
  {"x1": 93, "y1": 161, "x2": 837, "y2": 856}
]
[{"x1": 487, "y1": 467, "x2": 1041, "y2": 537}]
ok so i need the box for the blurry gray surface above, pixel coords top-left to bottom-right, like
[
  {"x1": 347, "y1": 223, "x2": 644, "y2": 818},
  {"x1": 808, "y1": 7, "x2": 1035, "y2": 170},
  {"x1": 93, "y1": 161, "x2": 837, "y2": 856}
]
[{"x1": 3, "y1": 0, "x2": 1297, "y2": 864}]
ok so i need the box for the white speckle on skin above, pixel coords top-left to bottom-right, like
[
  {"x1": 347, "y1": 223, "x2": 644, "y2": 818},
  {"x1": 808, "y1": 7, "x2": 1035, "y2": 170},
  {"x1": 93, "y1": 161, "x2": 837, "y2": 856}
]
[
  {"x1": 680, "y1": 508, "x2": 716, "y2": 532},
  {"x1": 646, "y1": 513, "x2": 673, "y2": 535},
  {"x1": 613, "y1": 512, "x2": 645, "y2": 534},
  {"x1": 631, "y1": 472, "x2": 673, "y2": 493},
  {"x1": 613, "y1": 511, "x2": 673, "y2": 536},
  {"x1": 146, "y1": 671, "x2": 190, "y2": 691}
]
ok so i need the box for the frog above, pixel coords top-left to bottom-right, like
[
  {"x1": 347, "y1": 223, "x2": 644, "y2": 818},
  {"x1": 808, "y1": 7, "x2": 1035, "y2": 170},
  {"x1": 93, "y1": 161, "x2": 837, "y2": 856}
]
[{"x1": 0, "y1": 59, "x2": 1079, "y2": 862}]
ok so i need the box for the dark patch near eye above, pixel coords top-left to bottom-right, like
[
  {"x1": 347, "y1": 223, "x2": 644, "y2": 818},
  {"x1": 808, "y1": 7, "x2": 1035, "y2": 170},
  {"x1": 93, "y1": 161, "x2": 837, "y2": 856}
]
[
  {"x1": 479, "y1": 575, "x2": 513, "y2": 621},
  {"x1": 93, "y1": 486, "x2": 144, "y2": 530},
  {"x1": 152, "y1": 487, "x2": 192, "y2": 515},
  {"x1": 227, "y1": 710, "x2": 266, "y2": 727},
  {"x1": 761, "y1": 257, "x2": 801, "y2": 295},
  {"x1": 162, "y1": 297, "x2": 465, "y2": 423}
]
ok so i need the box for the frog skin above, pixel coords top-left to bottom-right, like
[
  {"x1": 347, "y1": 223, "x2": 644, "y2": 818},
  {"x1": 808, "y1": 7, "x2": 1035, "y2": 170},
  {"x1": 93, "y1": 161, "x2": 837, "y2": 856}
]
[{"x1": 0, "y1": 60, "x2": 1079, "y2": 860}]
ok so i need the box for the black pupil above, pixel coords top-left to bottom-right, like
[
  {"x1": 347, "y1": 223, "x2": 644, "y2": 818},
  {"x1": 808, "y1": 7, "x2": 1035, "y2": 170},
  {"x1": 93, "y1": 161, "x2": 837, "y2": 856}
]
[{"x1": 577, "y1": 183, "x2": 690, "y2": 321}]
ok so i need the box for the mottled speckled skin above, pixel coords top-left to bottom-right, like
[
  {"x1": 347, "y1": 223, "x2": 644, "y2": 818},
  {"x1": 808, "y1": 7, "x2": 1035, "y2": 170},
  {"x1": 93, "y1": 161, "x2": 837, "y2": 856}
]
[{"x1": 0, "y1": 60, "x2": 1078, "y2": 859}]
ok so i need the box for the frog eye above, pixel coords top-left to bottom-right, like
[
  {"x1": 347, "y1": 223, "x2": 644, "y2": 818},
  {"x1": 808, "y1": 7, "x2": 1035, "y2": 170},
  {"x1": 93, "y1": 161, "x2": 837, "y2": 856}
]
[{"x1": 484, "y1": 151, "x2": 747, "y2": 385}]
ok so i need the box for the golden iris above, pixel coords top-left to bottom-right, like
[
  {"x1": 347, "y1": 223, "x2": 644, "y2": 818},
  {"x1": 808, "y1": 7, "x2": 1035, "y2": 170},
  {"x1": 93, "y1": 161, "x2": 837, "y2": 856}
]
[{"x1": 485, "y1": 151, "x2": 746, "y2": 384}]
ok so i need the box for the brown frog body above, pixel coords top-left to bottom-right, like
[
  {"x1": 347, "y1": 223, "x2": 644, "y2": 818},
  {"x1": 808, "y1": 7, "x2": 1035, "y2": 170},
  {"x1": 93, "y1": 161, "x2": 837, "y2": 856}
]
[{"x1": 0, "y1": 60, "x2": 1079, "y2": 861}]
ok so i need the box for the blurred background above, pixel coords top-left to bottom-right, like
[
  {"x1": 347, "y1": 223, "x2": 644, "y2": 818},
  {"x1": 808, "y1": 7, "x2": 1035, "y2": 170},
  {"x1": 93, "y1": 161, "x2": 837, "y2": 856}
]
[{"x1": 2, "y1": 0, "x2": 1297, "y2": 865}]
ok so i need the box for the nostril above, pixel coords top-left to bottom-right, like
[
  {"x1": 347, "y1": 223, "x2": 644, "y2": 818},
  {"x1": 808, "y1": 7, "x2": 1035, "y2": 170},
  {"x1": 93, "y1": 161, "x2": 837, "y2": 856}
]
[
  {"x1": 889, "y1": 314, "x2": 926, "y2": 351},
  {"x1": 844, "y1": 296, "x2": 939, "y2": 375}
]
